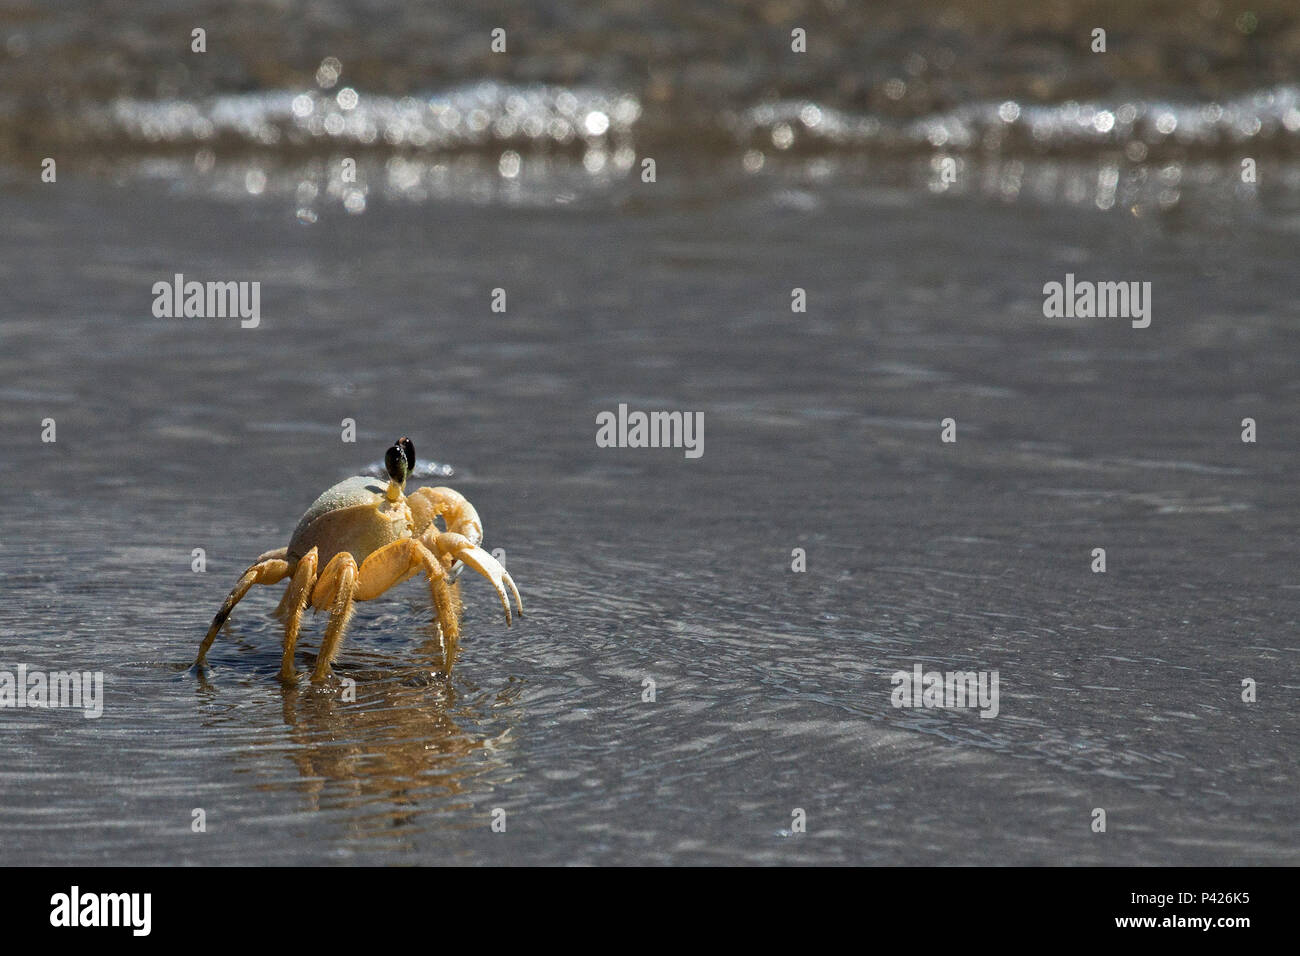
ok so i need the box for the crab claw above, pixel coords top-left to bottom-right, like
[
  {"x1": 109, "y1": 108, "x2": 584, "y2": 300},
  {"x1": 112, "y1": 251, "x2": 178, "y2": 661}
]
[{"x1": 430, "y1": 533, "x2": 522, "y2": 625}]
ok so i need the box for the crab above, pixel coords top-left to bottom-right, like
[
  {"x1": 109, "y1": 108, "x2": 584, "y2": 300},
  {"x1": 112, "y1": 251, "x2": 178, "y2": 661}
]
[{"x1": 195, "y1": 437, "x2": 522, "y2": 683}]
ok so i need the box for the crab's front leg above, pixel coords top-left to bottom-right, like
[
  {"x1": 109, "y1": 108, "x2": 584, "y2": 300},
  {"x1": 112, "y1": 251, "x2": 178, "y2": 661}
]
[
  {"x1": 407, "y1": 485, "x2": 483, "y2": 544},
  {"x1": 408, "y1": 486, "x2": 523, "y2": 625}
]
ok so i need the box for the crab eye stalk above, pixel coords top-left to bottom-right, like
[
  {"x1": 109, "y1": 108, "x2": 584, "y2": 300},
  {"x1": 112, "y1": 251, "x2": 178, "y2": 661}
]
[
  {"x1": 384, "y1": 441, "x2": 410, "y2": 485},
  {"x1": 398, "y1": 436, "x2": 415, "y2": 473}
]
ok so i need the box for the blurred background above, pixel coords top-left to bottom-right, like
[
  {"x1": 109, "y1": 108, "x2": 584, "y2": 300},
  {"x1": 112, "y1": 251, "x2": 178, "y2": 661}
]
[
  {"x1": 4, "y1": 1, "x2": 1300, "y2": 204},
  {"x1": 0, "y1": 1, "x2": 1296, "y2": 865}
]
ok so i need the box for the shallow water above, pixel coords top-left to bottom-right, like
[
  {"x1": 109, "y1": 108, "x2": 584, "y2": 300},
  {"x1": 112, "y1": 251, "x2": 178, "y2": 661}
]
[
  {"x1": 2, "y1": 163, "x2": 1297, "y2": 864},
  {"x1": 1, "y1": 1, "x2": 1298, "y2": 865}
]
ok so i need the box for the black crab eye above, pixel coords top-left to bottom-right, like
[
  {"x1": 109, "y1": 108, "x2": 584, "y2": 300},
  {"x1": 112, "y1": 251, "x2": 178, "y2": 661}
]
[
  {"x1": 398, "y1": 436, "x2": 415, "y2": 472},
  {"x1": 384, "y1": 442, "x2": 409, "y2": 483}
]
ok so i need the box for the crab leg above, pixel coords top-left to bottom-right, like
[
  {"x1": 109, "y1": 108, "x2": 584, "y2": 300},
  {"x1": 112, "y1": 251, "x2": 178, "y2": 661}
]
[
  {"x1": 310, "y1": 552, "x2": 358, "y2": 683},
  {"x1": 196, "y1": 555, "x2": 292, "y2": 666},
  {"x1": 356, "y1": 537, "x2": 461, "y2": 638},
  {"x1": 422, "y1": 530, "x2": 521, "y2": 625},
  {"x1": 276, "y1": 547, "x2": 318, "y2": 682},
  {"x1": 407, "y1": 486, "x2": 484, "y2": 545},
  {"x1": 408, "y1": 486, "x2": 522, "y2": 622}
]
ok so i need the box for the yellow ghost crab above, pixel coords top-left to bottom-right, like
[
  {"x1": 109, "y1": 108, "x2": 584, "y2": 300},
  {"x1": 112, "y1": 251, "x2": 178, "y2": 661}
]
[{"x1": 195, "y1": 437, "x2": 522, "y2": 683}]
